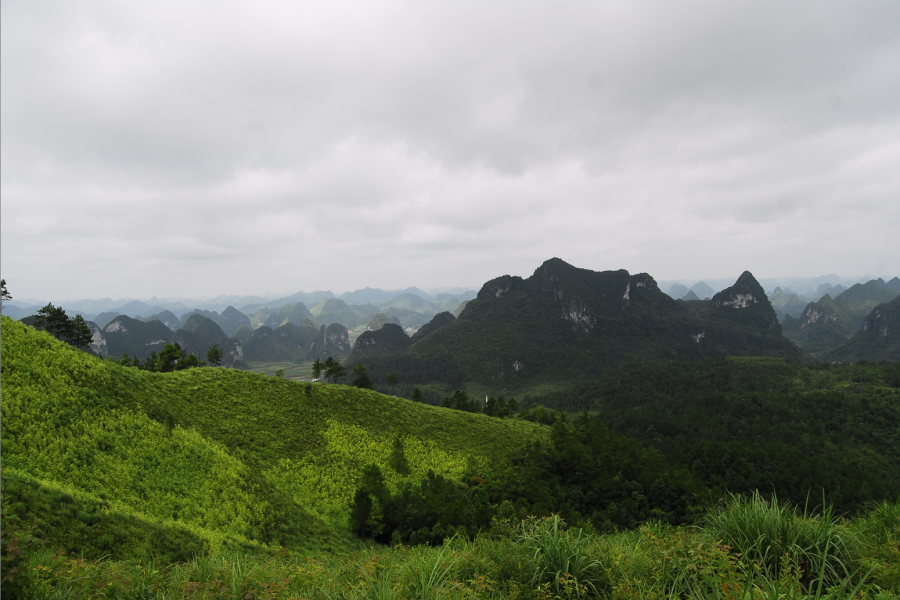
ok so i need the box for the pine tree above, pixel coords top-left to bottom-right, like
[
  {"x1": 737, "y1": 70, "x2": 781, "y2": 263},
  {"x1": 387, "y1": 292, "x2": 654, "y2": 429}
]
[
  {"x1": 207, "y1": 343, "x2": 223, "y2": 367},
  {"x1": 352, "y1": 363, "x2": 374, "y2": 389}
]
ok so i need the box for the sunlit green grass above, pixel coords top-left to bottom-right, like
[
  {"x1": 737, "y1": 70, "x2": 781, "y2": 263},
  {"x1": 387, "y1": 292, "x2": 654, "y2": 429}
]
[
  {"x1": 7, "y1": 499, "x2": 898, "y2": 599},
  {"x1": 1, "y1": 316, "x2": 548, "y2": 560}
]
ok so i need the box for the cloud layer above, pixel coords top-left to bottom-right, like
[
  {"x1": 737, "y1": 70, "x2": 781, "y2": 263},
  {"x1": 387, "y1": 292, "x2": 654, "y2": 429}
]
[{"x1": 3, "y1": 0, "x2": 898, "y2": 300}]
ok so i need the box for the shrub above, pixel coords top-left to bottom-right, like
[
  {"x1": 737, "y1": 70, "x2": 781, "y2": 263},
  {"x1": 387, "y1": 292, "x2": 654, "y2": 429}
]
[
  {"x1": 517, "y1": 515, "x2": 607, "y2": 597},
  {"x1": 703, "y1": 492, "x2": 857, "y2": 589}
]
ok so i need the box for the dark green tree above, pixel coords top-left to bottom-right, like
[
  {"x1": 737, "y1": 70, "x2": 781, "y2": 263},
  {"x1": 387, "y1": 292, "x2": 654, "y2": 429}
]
[
  {"x1": 0, "y1": 278, "x2": 11, "y2": 307},
  {"x1": 69, "y1": 314, "x2": 93, "y2": 349},
  {"x1": 177, "y1": 353, "x2": 200, "y2": 370},
  {"x1": 206, "y1": 343, "x2": 223, "y2": 367},
  {"x1": 411, "y1": 387, "x2": 426, "y2": 403},
  {"x1": 484, "y1": 395, "x2": 517, "y2": 417},
  {"x1": 323, "y1": 356, "x2": 346, "y2": 384},
  {"x1": 352, "y1": 363, "x2": 374, "y2": 389},
  {"x1": 386, "y1": 373, "x2": 398, "y2": 395},
  {"x1": 441, "y1": 390, "x2": 480, "y2": 413},
  {"x1": 311, "y1": 358, "x2": 324, "y2": 381},
  {"x1": 389, "y1": 435, "x2": 410, "y2": 475},
  {"x1": 35, "y1": 303, "x2": 71, "y2": 340},
  {"x1": 156, "y1": 343, "x2": 185, "y2": 373},
  {"x1": 350, "y1": 464, "x2": 389, "y2": 538}
]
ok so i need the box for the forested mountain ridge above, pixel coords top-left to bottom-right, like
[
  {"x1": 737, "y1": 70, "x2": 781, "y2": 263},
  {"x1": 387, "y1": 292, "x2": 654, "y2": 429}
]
[
  {"x1": 784, "y1": 279, "x2": 900, "y2": 356},
  {"x1": 344, "y1": 323, "x2": 412, "y2": 364},
  {"x1": 374, "y1": 259, "x2": 804, "y2": 391},
  {"x1": 102, "y1": 315, "x2": 174, "y2": 359},
  {"x1": 241, "y1": 320, "x2": 352, "y2": 362},
  {"x1": 825, "y1": 295, "x2": 900, "y2": 362}
]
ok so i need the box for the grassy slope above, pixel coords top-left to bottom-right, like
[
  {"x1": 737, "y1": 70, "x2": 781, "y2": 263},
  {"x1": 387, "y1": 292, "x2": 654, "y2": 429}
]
[{"x1": 0, "y1": 317, "x2": 548, "y2": 560}]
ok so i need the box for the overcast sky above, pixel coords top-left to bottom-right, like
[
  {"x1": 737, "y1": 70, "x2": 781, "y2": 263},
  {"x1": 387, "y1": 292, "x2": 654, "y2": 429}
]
[{"x1": 2, "y1": 0, "x2": 898, "y2": 301}]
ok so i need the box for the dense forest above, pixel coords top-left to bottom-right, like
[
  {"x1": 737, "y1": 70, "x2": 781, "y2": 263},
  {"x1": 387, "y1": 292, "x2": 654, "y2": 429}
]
[{"x1": 525, "y1": 357, "x2": 900, "y2": 513}]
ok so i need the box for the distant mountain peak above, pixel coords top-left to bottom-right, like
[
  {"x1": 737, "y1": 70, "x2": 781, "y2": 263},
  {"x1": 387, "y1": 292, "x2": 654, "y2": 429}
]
[
  {"x1": 712, "y1": 271, "x2": 766, "y2": 309},
  {"x1": 709, "y1": 271, "x2": 781, "y2": 332},
  {"x1": 478, "y1": 274, "x2": 525, "y2": 301}
]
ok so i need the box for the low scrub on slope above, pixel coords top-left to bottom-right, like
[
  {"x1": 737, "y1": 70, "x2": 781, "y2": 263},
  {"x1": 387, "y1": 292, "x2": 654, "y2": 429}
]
[{"x1": 0, "y1": 316, "x2": 547, "y2": 559}]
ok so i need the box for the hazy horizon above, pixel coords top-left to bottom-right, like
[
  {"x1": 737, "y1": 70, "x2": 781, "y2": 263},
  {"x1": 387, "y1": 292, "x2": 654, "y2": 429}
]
[{"x1": 3, "y1": 268, "x2": 894, "y2": 310}]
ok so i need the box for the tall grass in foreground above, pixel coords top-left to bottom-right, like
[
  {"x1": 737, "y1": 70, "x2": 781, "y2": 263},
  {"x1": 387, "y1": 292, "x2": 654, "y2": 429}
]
[
  {"x1": 7, "y1": 497, "x2": 898, "y2": 599},
  {"x1": 702, "y1": 492, "x2": 856, "y2": 588}
]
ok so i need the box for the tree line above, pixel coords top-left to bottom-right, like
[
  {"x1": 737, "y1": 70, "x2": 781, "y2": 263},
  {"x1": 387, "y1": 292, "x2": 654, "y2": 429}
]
[
  {"x1": 111, "y1": 343, "x2": 225, "y2": 373},
  {"x1": 349, "y1": 414, "x2": 702, "y2": 546}
]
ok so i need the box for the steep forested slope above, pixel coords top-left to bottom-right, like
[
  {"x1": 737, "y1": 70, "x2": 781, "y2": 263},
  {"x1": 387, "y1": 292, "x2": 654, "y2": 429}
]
[
  {"x1": 784, "y1": 280, "x2": 900, "y2": 356},
  {"x1": 527, "y1": 356, "x2": 900, "y2": 512},
  {"x1": 384, "y1": 259, "x2": 802, "y2": 391},
  {"x1": 826, "y1": 295, "x2": 900, "y2": 362}
]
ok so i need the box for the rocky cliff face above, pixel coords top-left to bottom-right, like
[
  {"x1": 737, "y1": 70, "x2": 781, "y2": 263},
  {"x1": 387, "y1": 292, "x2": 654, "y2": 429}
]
[
  {"x1": 87, "y1": 321, "x2": 108, "y2": 358},
  {"x1": 103, "y1": 316, "x2": 174, "y2": 360},
  {"x1": 709, "y1": 271, "x2": 780, "y2": 332},
  {"x1": 798, "y1": 300, "x2": 841, "y2": 328},
  {"x1": 784, "y1": 280, "x2": 900, "y2": 356},
  {"x1": 825, "y1": 296, "x2": 900, "y2": 362},
  {"x1": 311, "y1": 323, "x2": 351, "y2": 359},
  {"x1": 479, "y1": 274, "x2": 524, "y2": 301},
  {"x1": 864, "y1": 305, "x2": 891, "y2": 337}
]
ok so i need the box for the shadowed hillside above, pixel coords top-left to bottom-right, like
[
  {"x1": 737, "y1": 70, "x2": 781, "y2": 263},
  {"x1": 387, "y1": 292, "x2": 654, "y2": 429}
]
[{"x1": 370, "y1": 259, "x2": 803, "y2": 392}]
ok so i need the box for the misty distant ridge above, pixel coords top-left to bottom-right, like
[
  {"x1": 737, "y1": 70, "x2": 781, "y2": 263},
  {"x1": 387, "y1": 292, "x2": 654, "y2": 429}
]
[
  {"x1": 6, "y1": 262, "x2": 900, "y2": 367},
  {"x1": 659, "y1": 273, "x2": 891, "y2": 301},
  {"x1": 1, "y1": 285, "x2": 479, "y2": 331},
  {"x1": 5, "y1": 275, "x2": 893, "y2": 324}
]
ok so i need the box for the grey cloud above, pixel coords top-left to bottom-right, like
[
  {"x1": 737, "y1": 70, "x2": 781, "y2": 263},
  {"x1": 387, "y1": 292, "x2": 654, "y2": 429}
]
[{"x1": 2, "y1": 0, "x2": 898, "y2": 299}]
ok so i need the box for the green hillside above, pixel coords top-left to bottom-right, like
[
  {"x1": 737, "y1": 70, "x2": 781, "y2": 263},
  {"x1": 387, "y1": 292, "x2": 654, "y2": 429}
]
[
  {"x1": 101, "y1": 315, "x2": 174, "y2": 359},
  {"x1": 218, "y1": 305, "x2": 252, "y2": 336},
  {"x1": 825, "y1": 296, "x2": 900, "y2": 362},
  {"x1": 0, "y1": 316, "x2": 548, "y2": 560},
  {"x1": 410, "y1": 311, "x2": 455, "y2": 342},
  {"x1": 526, "y1": 356, "x2": 900, "y2": 513},
  {"x1": 265, "y1": 301, "x2": 315, "y2": 329},
  {"x1": 172, "y1": 314, "x2": 245, "y2": 368},
  {"x1": 785, "y1": 280, "x2": 900, "y2": 356},
  {"x1": 240, "y1": 320, "x2": 352, "y2": 363},
  {"x1": 376, "y1": 259, "x2": 802, "y2": 394},
  {"x1": 344, "y1": 323, "x2": 412, "y2": 364},
  {"x1": 4, "y1": 316, "x2": 900, "y2": 598},
  {"x1": 142, "y1": 309, "x2": 180, "y2": 331}
]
